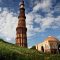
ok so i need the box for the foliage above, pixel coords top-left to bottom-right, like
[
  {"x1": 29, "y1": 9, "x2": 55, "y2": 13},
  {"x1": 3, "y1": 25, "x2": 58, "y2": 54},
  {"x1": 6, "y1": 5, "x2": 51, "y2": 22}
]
[{"x1": 30, "y1": 46, "x2": 36, "y2": 50}]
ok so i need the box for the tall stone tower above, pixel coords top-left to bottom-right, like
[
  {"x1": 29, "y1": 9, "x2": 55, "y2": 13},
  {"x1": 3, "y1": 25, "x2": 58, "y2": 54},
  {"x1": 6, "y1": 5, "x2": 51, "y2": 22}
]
[{"x1": 16, "y1": 0, "x2": 27, "y2": 47}]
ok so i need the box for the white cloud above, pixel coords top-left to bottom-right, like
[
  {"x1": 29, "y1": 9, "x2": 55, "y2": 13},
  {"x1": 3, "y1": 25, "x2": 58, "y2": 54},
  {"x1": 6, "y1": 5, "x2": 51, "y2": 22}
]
[
  {"x1": 26, "y1": 11, "x2": 60, "y2": 37},
  {"x1": 26, "y1": 13, "x2": 34, "y2": 25},
  {"x1": 0, "y1": 8, "x2": 18, "y2": 39},
  {"x1": 0, "y1": 7, "x2": 2, "y2": 11},
  {"x1": 54, "y1": 3, "x2": 60, "y2": 12},
  {"x1": 25, "y1": 0, "x2": 60, "y2": 37},
  {"x1": 35, "y1": 15, "x2": 60, "y2": 31},
  {"x1": 33, "y1": 0, "x2": 52, "y2": 12}
]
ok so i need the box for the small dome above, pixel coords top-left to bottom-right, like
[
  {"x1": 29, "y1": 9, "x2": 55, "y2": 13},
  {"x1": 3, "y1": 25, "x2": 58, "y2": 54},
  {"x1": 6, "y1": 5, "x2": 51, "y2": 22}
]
[{"x1": 45, "y1": 36, "x2": 59, "y2": 42}]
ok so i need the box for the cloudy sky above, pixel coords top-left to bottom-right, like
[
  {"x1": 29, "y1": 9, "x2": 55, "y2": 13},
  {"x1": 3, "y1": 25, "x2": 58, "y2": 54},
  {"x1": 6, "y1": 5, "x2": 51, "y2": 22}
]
[{"x1": 0, "y1": 0, "x2": 60, "y2": 47}]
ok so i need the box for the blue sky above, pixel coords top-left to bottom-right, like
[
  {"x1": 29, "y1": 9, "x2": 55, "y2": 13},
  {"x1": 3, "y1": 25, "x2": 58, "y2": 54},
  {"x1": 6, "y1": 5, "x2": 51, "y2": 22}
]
[{"x1": 0, "y1": 0, "x2": 60, "y2": 47}]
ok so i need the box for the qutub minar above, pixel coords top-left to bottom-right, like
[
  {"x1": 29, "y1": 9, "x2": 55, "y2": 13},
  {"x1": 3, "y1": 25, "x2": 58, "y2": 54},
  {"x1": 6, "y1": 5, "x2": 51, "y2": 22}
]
[{"x1": 16, "y1": 0, "x2": 27, "y2": 47}]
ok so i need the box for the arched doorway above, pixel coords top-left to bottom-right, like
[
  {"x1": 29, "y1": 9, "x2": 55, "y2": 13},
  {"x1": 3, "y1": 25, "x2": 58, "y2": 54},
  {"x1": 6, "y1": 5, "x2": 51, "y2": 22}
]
[
  {"x1": 58, "y1": 44, "x2": 60, "y2": 53},
  {"x1": 41, "y1": 46, "x2": 44, "y2": 52}
]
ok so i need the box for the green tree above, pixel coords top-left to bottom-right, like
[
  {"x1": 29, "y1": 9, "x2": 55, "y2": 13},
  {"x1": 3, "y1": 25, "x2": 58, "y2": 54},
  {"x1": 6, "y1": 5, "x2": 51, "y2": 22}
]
[{"x1": 30, "y1": 46, "x2": 36, "y2": 50}]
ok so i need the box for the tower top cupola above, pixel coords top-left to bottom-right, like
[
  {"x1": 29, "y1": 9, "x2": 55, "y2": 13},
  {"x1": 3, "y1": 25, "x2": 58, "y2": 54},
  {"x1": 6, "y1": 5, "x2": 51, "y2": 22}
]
[{"x1": 20, "y1": 0, "x2": 24, "y2": 8}]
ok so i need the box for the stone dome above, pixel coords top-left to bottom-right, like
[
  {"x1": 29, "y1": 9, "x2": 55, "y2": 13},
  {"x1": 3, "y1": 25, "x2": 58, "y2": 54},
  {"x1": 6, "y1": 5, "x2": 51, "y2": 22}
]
[{"x1": 45, "y1": 36, "x2": 59, "y2": 42}]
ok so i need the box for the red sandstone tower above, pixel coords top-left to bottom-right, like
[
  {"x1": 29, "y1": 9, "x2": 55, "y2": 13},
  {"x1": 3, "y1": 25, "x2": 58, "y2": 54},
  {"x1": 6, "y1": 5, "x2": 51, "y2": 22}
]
[{"x1": 16, "y1": 0, "x2": 27, "y2": 47}]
